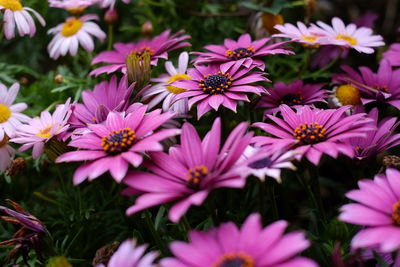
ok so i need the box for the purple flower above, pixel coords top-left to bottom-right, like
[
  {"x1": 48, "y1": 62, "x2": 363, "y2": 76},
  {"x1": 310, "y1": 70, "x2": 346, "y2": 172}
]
[
  {"x1": 90, "y1": 30, "x2": 191, "y2": 76},
  {"x1": 257, "y1": 80, "x2": 327, "y2": 115},
  {"x1": 57, "y1": 107, "x2": 180, "y2": 184},
  {"x1": 334, "y1": 60, "x2": 400, "y2": 109},
  {"x1": 310, "y1": 45, "x2": 348, "y2": 69},
  {"x1": 123, "y1": 118, "x2": 252, "y2": 222},
  {"x1": 383, "y1": 43, "x2": 400, "y2": 67},
  {"x1": 172, "y1": 61, "x2": 268, "y2": 119},
  {"x1": 160, "y1": 213, "x2": 317, "y2": 267},
  {"x1": 339, "y1": 169, "x2": 400, "y2": 252},
  {"x1": 252, "y1": 105, "x2": 373, "y2": 165},
  {"x1": 192, "y1": 33, "x2": 293, "y2": 70},
  {"x1": 349, "y1": 108, "x2": 400, "y2": 159}
]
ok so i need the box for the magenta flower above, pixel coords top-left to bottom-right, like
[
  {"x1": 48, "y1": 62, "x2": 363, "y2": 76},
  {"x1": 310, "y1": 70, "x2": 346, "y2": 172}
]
[
  {"x1": 257, "y1": 80, "x2": 327, "y2": 115},
  {"x1": 334, "y1": 59, "x2": 400, "y2": 109},
  {"x1": 96, "y1": 239, "x2": 158, "y2": 267},
  {"x1": 252, "y1": 105, "x2": 373, "y2": 165},
  {"x1": 160, "y1": 213, "x2": 317, "y2": 267},
  {"x1": 56, "y1": 108, "x2": 180, "y2": 184},
  {"x1": 339, "y1": 169, "x2": 400, "y2": 252},
  {"x1": 90, "y1": 30, "x2": 191, "y2": 76},
  {"x1": 123, "y1": 118, "x2": 252, "y2": 222},
  {"x1": 172, "y1": 61, "x2": 268, "y2": 119},
  {"x1": 193, "y1": 33, "x2": 293, "y2": 71},
  {"x1": 383, "y1": 43, "x2": 400, "y2": 67},
  {"x1": 349, "y1": 108, "x2": 400, "y2": 159}
]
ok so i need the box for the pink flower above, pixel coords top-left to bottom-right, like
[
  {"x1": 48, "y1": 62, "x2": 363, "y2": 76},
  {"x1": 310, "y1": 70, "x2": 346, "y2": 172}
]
[
  {"x1": 47, "y1": 15, "x2": 106, "y2": 60},
  {"x1": 98, "y1": 0, "x2": 130, "y2": 8},
  {"x1": 0, "y1": 136, "x2": 14, "y2": 172},
  {"x1": 339, "y1": 169, "x2": 400, "y2": 252},
  {"x1": 96, "y1": 239, "x2": 158, "y2": 267},
  {"x1": 160, "y1": 213, "x2": 317, "y2": 267},
  {"x1": 123, "y1": 118, "x2": 252, "y2": 222},
  {"x1": 383, "y1": 43, "x2": 400, "y2": 67},
  {"x1": 252, "y1": 105, "x2": 374, "y2": 165},
  {"x1": 48, "y1": 0, "x2": 99, "y2": 9},
  {"x1": 11, "y1": 99, "x2": 72, "y2": 159},
  {"x1": 257, "y1": 80, "x2": 327, "y2": 115},
  {"x1": 193, "y1": 33, "x2": 293, "y2": 70},
  {"x1": 171, "y1": 61, "x2": 268, "y2": 119},
  {"x1": 273, "y1": 21, "x2": 324, "y2": 46},
  {"x1": 90, "y1": 30, "x2": 191, "y2": 76},
  {"x1": 56, "y1": 107, "x2": 180, "y2": 184},
  {"x1": 0, "y1": 0, "x2": 45, "y2": 40}
]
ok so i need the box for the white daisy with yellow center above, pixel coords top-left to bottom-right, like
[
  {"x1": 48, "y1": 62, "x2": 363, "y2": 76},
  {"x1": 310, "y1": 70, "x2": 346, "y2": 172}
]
[
  {"x1": 47, "y1": 14, "x2": 106, "y2": 60},
  {"x1": 330, "y1": 84, "x2": 362, "y2": 110}
]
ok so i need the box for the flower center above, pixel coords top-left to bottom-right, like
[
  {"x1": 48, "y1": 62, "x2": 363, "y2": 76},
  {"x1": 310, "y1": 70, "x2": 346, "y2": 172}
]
[
  {"x1": 166, "y1": 74, "x2": 191, "y2": 94},
  {"x1": 293, "y1": 122, "x2": 327, "y2": 145},
  {"x1": 225, "y1": 47, "x2": 256, "y2": 60},
  {"x1": 248, "y1": 157, "x2": 272, "y2": 169},
  {"x1": 199, "y1": 72, "x2": 232, "y2": 95},
  {"x1": 336, "y1": 34, "x2": 357, "y2": 45},
  {"x1": 0, "y1": 104, "x2": 11, "y2": 123},
  {"x1": 335, "y1": 84, "x2": 361, "y2": 106},
  {"x1": 213, "y1": 252, "x2": 254, "y2": 267},
  {"x1": 0, "y1": 0, "x2": 23, "y2": 11},
  {"x1": 67, "y1": 7, "x2": 85, "y2": 15},
  {"x1": 279, "y1": 93, "x2": 304, "y2": 105},
  {"x1": 374, "y1": 85, "x2": 389, "y2": 93},
  {"x1": 130, "y1": 47, "x2": 155, "y2": 61},
  {"x1": 186, "y1": 165, "x2": 208, "y2": 190},
  {"x1": 0, "y1": 135, "x2": 9, "y2": 148},
  {"x1": 61, "y1": 18, "x2": 84, "y2": 37},
  {"x1": 101, "y1": 128, "x2": 136, "y2": 155},
  {"x1": 301, "y1": 35, "x2": 318, "y2": 43},
  {"x1": 392, "y1": 201, "x2": 400, "y2": 226}
]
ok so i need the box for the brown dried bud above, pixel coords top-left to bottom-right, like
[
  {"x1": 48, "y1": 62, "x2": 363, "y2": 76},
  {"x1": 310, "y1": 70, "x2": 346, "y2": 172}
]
[
  {"x1": 261, "y1": 13, "x2": 284, "y2": 35},
  {"x1": 19, "y1": 76, "x2": 29, "y2": 85},
  {"x1": 55, "y1": 74, "x2": 63, "y2": 84},
  {"x1": 382, "y1": 155, "x2": 400, "y2": 170},
  {"x1": 5, "y1": 157, "x2": 26, "y2": 178},
  {"x1": 141, "y1": 21, "x2": 153, "y2": 35},
  {"x1": 104, "y1": 9, "x2": 118, "y2": 24},
  {"x1": 92, "y1": 241, "x2": 120, "y2": 266}
]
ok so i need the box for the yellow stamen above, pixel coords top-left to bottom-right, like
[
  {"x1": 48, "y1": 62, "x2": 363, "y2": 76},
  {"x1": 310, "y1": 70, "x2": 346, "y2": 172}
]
[
  {"x1": 392, "y1": 201, "x2": 400, "y2": 226},
  {"x1": 213, "y1": 252, "x2": 254, "y2": 267},
  {"x1": 335, "y1": 84, "x2": 361, "y2": 106},
  {"x1": 36, "y1": 126, "x2": 53, "y2": 139},
  {"x1": 301, "y1": 35, "x2": 317, "y2": 43},
  {"x1": 166, "y1": 73, "x2": 191, "y2": 94},
  {"x1": 61, "y1": 18, "x2": 84, "y2": 37},
  {"x1": 336, "y1": 34, "x2": 357, "y2": 45},
  {"x1": 0, "y1": 104, "x2": 11, "y2": 123},
  {"x1": 0, "y1": 0, "x2": 23, "y2": 11}
]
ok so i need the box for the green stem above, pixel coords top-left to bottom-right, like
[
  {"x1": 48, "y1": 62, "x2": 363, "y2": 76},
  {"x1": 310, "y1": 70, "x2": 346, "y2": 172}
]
[
  {"x1": 179, "y1": 215, "x2": 191, "y2": 241},
  {"x1": 308, "y1": 166, "x2": 326, "y2": 223},
  {"x1": 205, "y1": 196, "x2": 219, "y2": 226},
  {"x1": 268, "y1": 179, "x2": 279, "y2": 220},
  {"x1": 107, "y1": 24, "x2": 114, "y2": 50},
  {"x1": 144, "y1": 211, "x2": 167, "y2": 255},
  {"x1": 0, "y1": 26, "x2": 4, "y2": 43},
  {"x1": 303, "y1": 50, "x2": 343, "y2": 79}
]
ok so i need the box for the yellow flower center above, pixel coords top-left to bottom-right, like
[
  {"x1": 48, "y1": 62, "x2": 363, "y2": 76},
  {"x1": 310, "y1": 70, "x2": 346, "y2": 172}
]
[
  {"x1": 213, "y1": 252, "x2": 254, "y2": 267},
  {"x1": 293, "y1": 122, "x2": 327, "y2": 145},
  {"x1": 36, "y1": 125, "x2": 53, "y2": 139},
  {"x1": 301, "y1": 35, "x2": 317, "y2": 43},
  {"x1": 336, "y1": 34, "x2": 357, "y2": 45},
  {"x1": 166, "y1": 74, "x2": 191, "y2": 94},
  {"x1": 187, "y1": 165, "x2": 208, "y2": 190},
  {"x1": 0, "y1": 104, "x2": 11, "y2": 123},
  {"x1": 0, "y1": 135, "x2": 9, "y2": 148},
  {"x1": 392, "y1": 201, "x2": 400, "y2": 226},
  {"x1": 0, "y1": 0, "x2": 23, "y2": 11},
  {"x1": 335, "y1": 84, "x2": 361, "y2": 106},
  {"x1": 261, "y1": 12, "x2": 284, "y2": 34},
  {"x1": 66, "y1": 7, "x2": 85, "y2": 15},
  {"x1": 61, "y1": 18, "x2": 84, "y2": 37}
]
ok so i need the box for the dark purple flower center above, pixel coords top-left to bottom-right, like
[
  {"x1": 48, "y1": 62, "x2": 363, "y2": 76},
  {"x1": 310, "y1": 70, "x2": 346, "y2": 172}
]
[
  {"x1": 293, "y1": 122, "x2": 326, "y2": 145},
  {"x1": 225, "y1": 47, "x2": 256, "y2": 60},
  {"x1": 279, "y1": 93, "x2": 304, "y2": 105},
  {"x1": 101, "y1": 128, "x2": 136, "y2": 155},
  {"x1": 392, "y1": 201, "x2": 400, "y2": 226},
  {"x1": 248, "y1": 157, "x2": 272, "y2": 169},
  {"x1": 214, "y1": 252, "x2": 254, "y2": 267},
  {"x1": 199, "y1": 72, "x2": 232, "y2": 95},
  {"x1": 186, "y1": 165, "x2": 208, "y2": 190}
]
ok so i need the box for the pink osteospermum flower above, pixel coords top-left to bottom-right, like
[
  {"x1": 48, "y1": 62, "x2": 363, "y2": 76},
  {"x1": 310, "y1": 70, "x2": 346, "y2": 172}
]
[
  {"x1": 0, "y1": 0, "x2": 45, "y2": 40},
  {"x1": 11, "y1": 99, "x2": 72, "y2": 159},
  {"x1": 252, "y1": 105, "x2": 374, "y2": 165},
  {"x1": 273, "y1": 21, "x2": 325, "y2": 46},
  {"x1": 192, "y1": 33, "x2": 293, "y2": 71},
  {"x1": 0, "y1": 136, "x2": 14, "y2": 172},
  {"x1": 257, "y1": 80, "x2": 327, "y2": 115},
  {"x1": 96, "y1": 239, "x2": 158, "y2": 267},
  {"x1": 56, "y1": 108, "x2": 180, "y2": 184},
  {"x1": 171, "y1": 61, "x2": 268, "y2": 119},
  {"x1": 123, "y1": 118, "x2": 252, "y2": 223},
  {"x1": 349, "y1": 108, "x2": 400, "y2": 159},
  {"x1": 334, "y1": 59, "x2": 400, "y2": 109},
  {"x1": 48, "y1": 0, "x2": 99, "y2": 10},
  {"x1": 383, "y1": 43, "x2": 400, "y2": 67},
  {"x1": 160, "y1": 213, "x2": 317, "y2": 267},
  {"x1": 98, "y1": 0, "x2": 129, "y2": 8},
  {"x1": 339, "y1": 168, "x2": 400, "y2": 252},
  {"x1": 90, "y1": 30, "x2": 191, "y2": 76},
  {"x1": 0, "y1": 83, "x2": 30, "y2": 140},
  {"x1": 141, "y1": 52, "x2": 190, "y2": 114},
  {"x1": 312, "y1": 17, "x2": 384, "y2": 54},
  {"x1": 47, "y1": 14, "x2": 106, "y2": 60}
]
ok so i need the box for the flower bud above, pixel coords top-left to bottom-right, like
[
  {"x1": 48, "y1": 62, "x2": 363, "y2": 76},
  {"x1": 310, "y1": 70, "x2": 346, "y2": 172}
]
[
  {"x1": 54, "y1": 74, "x2": 63, "y2": 84},
  {"x1": 125, "y1": 51, "x2": 152, "y2": 90},
  {"x1": 141, "y1": 21, "x2": 153, "y2": 35},
  {"x1": 104, "y1": 9, "x2": 118, "y2": 24}
]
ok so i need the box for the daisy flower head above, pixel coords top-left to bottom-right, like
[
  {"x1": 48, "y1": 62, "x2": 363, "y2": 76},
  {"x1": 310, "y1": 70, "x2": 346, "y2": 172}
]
[
  {"x1": 141, "y1": 52, "x2": 190, "y2": 114},
  {"x1": 329, "y1": 83, "x2": 361, "y2": 109},
  {"x1": 339, "y1": 168, "x2": 400, "y2": 252},
  {"x1": 0, "y1": 82, "x2": 30, "y2": 140},
  {"x1": 160, "y1": 213, "x2": 317, "y2": 267},
  {"x1": 98, "y1": 0, "x2": 130, "y2": 9},
  {"x1": 11, "y1": 98, "x2": 72, "y2": 159},
  {"x1": 273, "y1": 21, "x2": 324, "y2": 47},
  {"x1": 56, "y1": 107, "x2": 180, "y2": 184},
  {"x1": 0, "y1": 0, "x2": 45, "y2": 40},
  {"x1": 171, "y1": 61, "x2": 268, "y2": 119},
  {"x1": 313, "y1": 17, "x2": 384, "y2": 54},
  {"x1": 96, "y1": 239, "x2": 158, "y2": 267},
  {"x1": 123, "y1": 118, "x2": 253, "y2": 223},
  {"x1": 383, "y1": 43, "x2": 400, "y2": 67},
  {"x1": 252, "y1": 105, "x2": 374, "y2": 165},
  {"x1": 0, "y1": 136, "x2": 15, "y2": 172},
  {"x1": 47, "y1": 14, "x2": 106, "y2": 60},
  {"x1": 192, "y1": 33, "x2": 293, "y2": 71},
  {"x1": 48, "y1": 0, "x2": 99, "y2": 13},
  {"x1": 90, "y1": 30, "x2": 191, "y2": 76},
  {"x1": 257, "y1": 80, "x2": 327, "y2": 115}
]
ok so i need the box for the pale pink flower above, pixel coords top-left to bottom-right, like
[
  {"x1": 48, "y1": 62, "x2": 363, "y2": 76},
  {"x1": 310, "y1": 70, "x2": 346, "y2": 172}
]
[
  {"x1": 0, "y1": 136, "x2": 14, "y2": 172},
  {"x1": 48, "y1": 0, "x2": 99, "y2": 9},
  {"x1": 98, "y1": 0, "x2": 129, "y2": 8}
]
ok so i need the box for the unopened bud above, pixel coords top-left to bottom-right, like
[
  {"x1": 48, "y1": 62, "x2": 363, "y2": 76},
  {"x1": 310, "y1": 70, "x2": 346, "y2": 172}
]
[
  {"x1": 125, "y1": 51, "x2": 152, "y2": 90},
  {"x1": 92, "y1": 241, "x2": 120, "y2": 266},
  {"x1": 19, "y1": 76, "x2": 29, "y2": 85},
  {"x1": 141, "y1": 21, "x2": 153, "y2": 35},
  {"x1": 104, "y1": 9, "x2": 118, "y2": 24},
  {"x1": 261, "y1": 13, "x2": 284, "y2": 35},
  {"x1": 55, "y1": 74, "x2": 63, "y2": 84}
]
